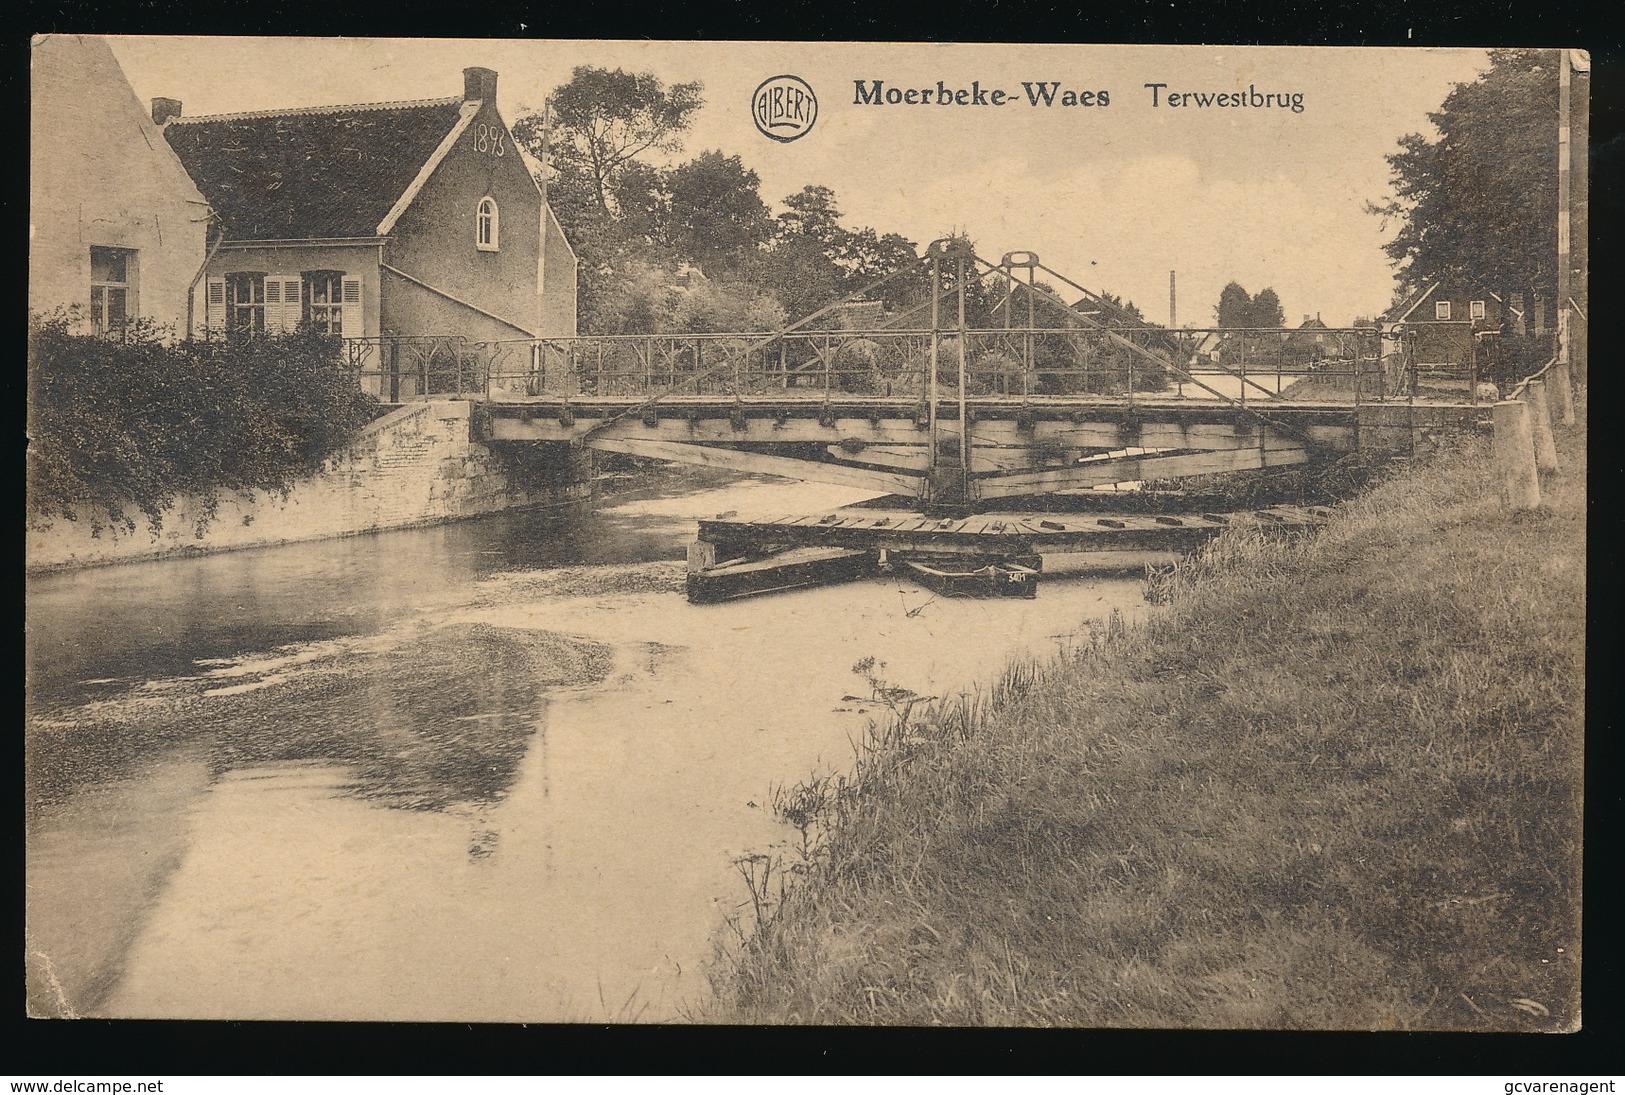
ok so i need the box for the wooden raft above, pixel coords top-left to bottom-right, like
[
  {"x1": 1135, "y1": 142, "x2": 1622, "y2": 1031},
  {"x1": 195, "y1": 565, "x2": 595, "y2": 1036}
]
[
  {"x1": 684, "y1": 505, "x2": 1331, "y2": 604},
  {"x1": 695, "y1": 505, "x2": 1332, "y2": 557}
]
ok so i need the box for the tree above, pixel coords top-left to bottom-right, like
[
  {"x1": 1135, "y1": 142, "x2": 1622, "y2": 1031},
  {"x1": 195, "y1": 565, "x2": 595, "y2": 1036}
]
[
  {"x1": 759, "y1": 186, "x2": 857, "y2": 319},
  {"x1": 1215, "y1": 282, "x2": 1284, "y2": 328},
  {"x1": 758, "y1": 185, "x2": 932, "y2": 321},
  {"x1": 1249, "y1": 287, "x2": 1284, "y2": 328},
  {"x1": 513, "y1": 67, "x2": 703, "y2": 334},
  {"x1": 1369, "y1": 49, "x2": 1560, "y2": 301},
  {"x1": 1097, "y1": 291, "x2": 1147, "y2": 325},
  {"x1": 1216, "y1": 281, "x2": 1253, "y2": 327},
  {"x1": 517, "y1": 66, "x2": 703, "y2": 218},
  {"x1": 664, "y1": 151, "x2": 774, "y2": 278}
]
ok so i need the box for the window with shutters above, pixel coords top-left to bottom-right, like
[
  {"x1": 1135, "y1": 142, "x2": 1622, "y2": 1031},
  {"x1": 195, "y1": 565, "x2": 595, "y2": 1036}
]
[
  {"x1": 226, "y1": 272, "x2": 268, "y2": 339},
  {"x1": 303, "y1": 271, "x2": 346, "y2": 334},
  {"x1": 476, "y1": 197, "x2": 499, "y2": 251},
  {"x1": 213, "y1": 272, "x2": 361, "y2": 340},
  {"x1": 264, "y1": 275, "x2": 303, "y2": 333},
  {"x1": 90, "y1": 247, "x2": 136, "y2": 337}
]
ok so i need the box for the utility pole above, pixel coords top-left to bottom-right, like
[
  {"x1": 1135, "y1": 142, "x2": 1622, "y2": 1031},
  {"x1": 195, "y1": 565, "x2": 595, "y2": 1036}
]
[
  {"x1": 1557, "y1": 48, "x2": 1570, "y2": 366},
  {"x1": 1169, "y1": 270, "x2": 1177, "y2": 328}
]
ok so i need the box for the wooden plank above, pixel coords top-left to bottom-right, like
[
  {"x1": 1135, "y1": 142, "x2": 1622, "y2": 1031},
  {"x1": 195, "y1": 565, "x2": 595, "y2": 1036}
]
[
  {"x1": 972, "y1": 445, "x2": 1312, "y2": 500},
  {"x1": 695, "y1": 503, "x2": 1328, "y2": 557},
  {"x1": 824, "y1": 444, "x2": 932, "y2": 471},
  {"x1": 587, "y1": 437, "x2": 924, "y2": 496}
]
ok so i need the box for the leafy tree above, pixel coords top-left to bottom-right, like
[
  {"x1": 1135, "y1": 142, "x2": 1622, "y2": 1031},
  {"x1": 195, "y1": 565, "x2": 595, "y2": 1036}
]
[
  {"x1": 1369, "y1": 49, "x2": 1561, "y2": 301},
  {"x1": 1215, "y1": 282, "x2": 1284, "y2": 328},
  {"x1": 759, "y1": 186, "x2": 855, "y2": 320},
  {"x1": 776, "y1": 184, "x2": 847, "y2": 249},
  {"x1": 584, "y1": 261, "x2": 680, "y2": 336},
  {"x1": 668, "y1": 274, "x2": 787, "y2": 334},
  {"x1": 1097, "y1": 291, "x2": 1147, "y2": 325},
  {"x1": 664, "y1": 151, "x2": 774, "y2": 278},
  {"x1": 1249, "y1": 287, "x2": 1284, "y2": 328},
  {"x1": 513, "y1": 68, "x2": 703, "y2": 333},
  {"x1": 1216, "y1": 281, "x2": 1254, "y2": 327},
  {"x1": 517, "y1": 66, "x2": 703, "y2": 218},
  {"x1": 760, "y1": 185, "x2": 931, "y2": 321},
  {"x1": 848, "y1": 229, "x2": 930, "y2": 311}
]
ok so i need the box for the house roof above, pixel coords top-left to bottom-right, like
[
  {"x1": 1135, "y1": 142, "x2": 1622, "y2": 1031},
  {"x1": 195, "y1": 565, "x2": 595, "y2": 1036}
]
[
  {"x1": 163, "y1": 97, "x2": 471, "y2": 241},
  {"x1": 1380, "y1": 281, "x2": 1439, "y2": 324}
]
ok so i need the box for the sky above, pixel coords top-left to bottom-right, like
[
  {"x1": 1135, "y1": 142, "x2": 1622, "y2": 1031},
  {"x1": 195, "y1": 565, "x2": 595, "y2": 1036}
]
[{"x1": 103, "y1": 37, "x2": 1494, "y2": 327}]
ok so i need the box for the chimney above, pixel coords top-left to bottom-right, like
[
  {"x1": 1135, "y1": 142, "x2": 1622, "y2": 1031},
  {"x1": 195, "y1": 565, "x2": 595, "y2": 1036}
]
[
  {"x1": 463, "y1": 67, "x2": 498, "y2": 102},
  {"x1": 151, "y1": 97, "x2": 182, "y2": 125},
  {"x1": 1302, "y1": 314, "x2": 1311, "y2": 324}
]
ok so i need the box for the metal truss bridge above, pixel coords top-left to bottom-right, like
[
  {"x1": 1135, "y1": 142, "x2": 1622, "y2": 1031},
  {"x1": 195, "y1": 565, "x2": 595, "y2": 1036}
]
[{"x1": 346, "y1": 239, "x2": 1491, "y2": 512}]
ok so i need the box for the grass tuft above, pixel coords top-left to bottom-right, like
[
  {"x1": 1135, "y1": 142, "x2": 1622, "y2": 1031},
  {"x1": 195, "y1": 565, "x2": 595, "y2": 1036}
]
[{"x1": 704, "y1": 400, "x2": 1585, "y2": 1030}]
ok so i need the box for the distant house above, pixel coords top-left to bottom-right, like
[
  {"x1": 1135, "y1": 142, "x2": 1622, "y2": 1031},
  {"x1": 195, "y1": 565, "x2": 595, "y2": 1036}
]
[
  {"x1": 1379, "y1": 282, "x2": 1515, "y2": 368},
  {"x1": 159, "y1": 67, "x2": 577, "y2": 371},
  {"x1": 1284, "y1": 313, "x2": 1331, "y2": 364},
  {"x1": 29, "y1": 35, "x2": 210, "y2": 337}
]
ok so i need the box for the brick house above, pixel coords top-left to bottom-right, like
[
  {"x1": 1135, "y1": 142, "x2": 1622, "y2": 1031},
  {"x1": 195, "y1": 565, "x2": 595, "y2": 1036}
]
[
  {"x1": 29, "y1": 35, "x2": 210, "y2": 337},
  {"x1": 1380, "y1": 281, "x2": 1513, "y2": 370},
  {"x1": 158, "y1": 67, "x2": 577, "y2": 393}
]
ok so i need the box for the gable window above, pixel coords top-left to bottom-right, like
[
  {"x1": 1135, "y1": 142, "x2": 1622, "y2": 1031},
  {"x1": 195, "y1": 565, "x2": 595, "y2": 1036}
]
[
  {"x1": 1434, "y1": 300, "x2": 1452, "y2": 321},
  {"x1": 476, "y1": 197, "x2": 499, "y2": 251},
  {"x1": 1470, "y1": 300, "x2": 1486, "y2": 321},
  {"x1": 226, "y1": 272, "x2": 268, "y2": 339},
  {"x1": 90, "y1": 247, "x2": 136, "y2": 336}
]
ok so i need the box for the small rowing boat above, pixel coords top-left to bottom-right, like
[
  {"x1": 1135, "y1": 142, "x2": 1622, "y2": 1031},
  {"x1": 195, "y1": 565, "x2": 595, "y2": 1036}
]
[
  {"x1": 687, "y1": 546, "x2": 879, "y2": 604},
  {"x1": 897, "y1": 555, "x2": 1040, "y2": 599}
]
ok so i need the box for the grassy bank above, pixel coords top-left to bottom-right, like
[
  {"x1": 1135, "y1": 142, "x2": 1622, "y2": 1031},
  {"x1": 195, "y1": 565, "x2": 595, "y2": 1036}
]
[{"x1": 707, "y1": 406, "x2": 1584, "y2": 1030}]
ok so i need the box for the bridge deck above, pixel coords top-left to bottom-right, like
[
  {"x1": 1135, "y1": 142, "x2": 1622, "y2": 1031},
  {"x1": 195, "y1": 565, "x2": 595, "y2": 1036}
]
[{"x1": 485, "y1": 393, "x2": 1485, "y2": 413}]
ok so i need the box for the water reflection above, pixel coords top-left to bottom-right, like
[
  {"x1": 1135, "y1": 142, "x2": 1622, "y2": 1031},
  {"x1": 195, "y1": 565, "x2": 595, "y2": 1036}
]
[{"x1": 27, "y1": 473, "x2": 1150, "y2": 1021}]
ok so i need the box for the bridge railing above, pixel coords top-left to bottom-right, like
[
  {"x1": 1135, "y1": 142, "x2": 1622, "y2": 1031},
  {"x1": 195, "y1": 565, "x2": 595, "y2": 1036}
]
[
  {"x1": 467, "y1": 327, "x2": 1364, "y2": 404},
  {"x1": 340, "y1": 325, "x2": 1492, "y2": 407},
  {"x1": 343, "y1": 336, "x2": 505, "y2": 402}
]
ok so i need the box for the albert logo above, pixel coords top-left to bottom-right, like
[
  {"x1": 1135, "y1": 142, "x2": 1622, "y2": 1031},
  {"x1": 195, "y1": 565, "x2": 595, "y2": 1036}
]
[{"x1": 753, "y1": 75, "x2": 818, "y2": 142}]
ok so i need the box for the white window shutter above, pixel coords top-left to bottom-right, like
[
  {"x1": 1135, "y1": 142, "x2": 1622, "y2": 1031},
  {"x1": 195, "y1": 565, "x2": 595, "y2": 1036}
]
[
  {"x1": 340, "y1": 276, "x2": 363, "y2": 338},
  {"x1": 264, "y1": 277, "x2": 284, "y2": 332},
  {"x1": 205, "y1": 276, "x2": 226, "y2": 337},
  {"x1": 285, "y1": 277, "x2": 304, "y2": 332},
  {"x1": 266, "y1": 276, "x2": 301, "y2": 332}
]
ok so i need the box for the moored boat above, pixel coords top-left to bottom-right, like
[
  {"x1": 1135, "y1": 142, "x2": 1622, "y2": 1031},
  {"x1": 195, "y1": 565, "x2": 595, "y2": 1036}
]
[
  {"x1": 896, "y1": 554, "x2": 1041, "y2": 599},
  {"x1": 686, "y1": 546, "x2": 879, "y2": 604}
]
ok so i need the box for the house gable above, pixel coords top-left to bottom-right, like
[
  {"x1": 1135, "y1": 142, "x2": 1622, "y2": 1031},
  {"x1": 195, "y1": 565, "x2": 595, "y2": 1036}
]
[
  {"x1": 381, "y1": 97, "x2": 546, "y2": 339},
  {"x1": 163, "y1": 97, "x2": 467, "y2": 240},
  {"x1": 161, "y1": 66, "x2": 574, "y2": 342},
  {"x1": 30, "y1": 34, "x2": 208, "y2": 335}
]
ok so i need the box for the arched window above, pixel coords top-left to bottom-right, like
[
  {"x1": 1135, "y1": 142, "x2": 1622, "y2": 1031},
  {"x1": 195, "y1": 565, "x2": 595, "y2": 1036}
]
[{"x1": 476, "y1": 197, "x2": 499, "y2": 251}]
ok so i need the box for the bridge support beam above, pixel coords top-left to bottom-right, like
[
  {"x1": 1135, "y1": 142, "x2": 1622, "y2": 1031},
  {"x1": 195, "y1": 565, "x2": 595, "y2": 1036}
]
[{"x1": 585, "y1": 436, "x2": 924, "y2": 498}]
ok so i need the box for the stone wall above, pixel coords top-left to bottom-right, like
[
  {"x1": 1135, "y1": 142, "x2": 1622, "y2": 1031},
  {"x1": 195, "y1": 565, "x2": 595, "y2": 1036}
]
[{"x1": 26, "y1": 400, "x2": 590, "y2": 571}]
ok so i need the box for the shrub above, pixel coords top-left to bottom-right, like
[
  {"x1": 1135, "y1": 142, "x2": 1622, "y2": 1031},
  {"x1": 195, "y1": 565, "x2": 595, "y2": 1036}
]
[{"x1": 27, "y1": 312, "x2": 377, "y2": 534}]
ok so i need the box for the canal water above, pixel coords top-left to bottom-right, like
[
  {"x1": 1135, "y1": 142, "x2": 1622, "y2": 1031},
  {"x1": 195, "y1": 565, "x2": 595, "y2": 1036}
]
[{"x1": 26, "y1": 472, "x2": 1151, "y2": 1023}]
